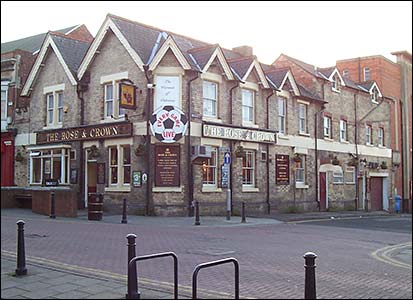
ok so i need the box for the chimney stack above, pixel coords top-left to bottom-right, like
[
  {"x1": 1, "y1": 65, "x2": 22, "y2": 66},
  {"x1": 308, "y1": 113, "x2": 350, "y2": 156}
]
[{"x1": 232, "y1": 45, "x2": 253, "y2": 57}]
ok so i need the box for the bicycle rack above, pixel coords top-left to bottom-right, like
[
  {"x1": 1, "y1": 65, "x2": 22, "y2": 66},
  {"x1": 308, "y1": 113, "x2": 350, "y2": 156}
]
[
  {"x1": 127, "y1": 252, "x2": 178, "y2": 299},
  {"x1": 192, "y1": 257, "x2": 239, "y2": 299}
]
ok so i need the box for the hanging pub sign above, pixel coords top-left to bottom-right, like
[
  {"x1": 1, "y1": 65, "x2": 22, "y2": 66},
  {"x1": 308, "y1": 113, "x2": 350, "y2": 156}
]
[
  {"x1": 119, "y1": 80, "x2": 137, "y2": 109},
  {"x1": 149, "y1": 105, "x2": 188, "y2": 143}
]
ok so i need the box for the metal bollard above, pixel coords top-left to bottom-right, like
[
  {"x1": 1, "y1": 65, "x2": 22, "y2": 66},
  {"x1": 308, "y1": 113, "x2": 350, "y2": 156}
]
[
  {"x1": 50, "y1": 191, "x2": 56, "y2": 218},
  {"x1": 121, "y1": 198, "x2": 128, "y2": 224},
  {"x1": 194, "y1": 201, "x2": 200, "y2": 226},
  {"x1": 304, "y1": 252, "x2": 317, "y2": 299},
  {"x1": 15, "y1": 220, "x2": 27, "y2": 276},
  {"x1": 126, "y1": 234, "x2": 140, "y2": 299},
  {"x1": 241, "y1": 202, "x2": 246, "y2": 223}
]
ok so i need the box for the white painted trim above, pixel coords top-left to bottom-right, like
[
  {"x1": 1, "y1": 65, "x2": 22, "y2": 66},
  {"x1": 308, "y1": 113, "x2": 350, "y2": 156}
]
[
  {"x1": 100, "y1": 71, "x2": 129, "y2": 84},
  {"x1": 240, "y1": 81, "x2": 259, "y2": 91},
  {"x1": 153, "y1": 66, "x2": 185, "y2": 75},
  {"x1": 149, "y1": 36, "x2": 191, "y2": 71},
  {"x1": 105, "y1": 186, "x2": 131, "y2": 192},
  {"x1": 242, "y1": 187, "x2": 260, "y2": 192},
  {"x1": 15, "y1": 133, "x2": 36, "y2": 146},
  {"x1": 104, "y1": 137, "x2": 133, "y2": 147},
  {"x1": 240, "y1": 142, "x2": 259, "y2": 151},
  {"x1": 369, "y1": 82, "x2": 383, "y2": 98},
  {"x1": 202, "y1": 187, "x2": 223, "y2": 193},
  {"x1": 201, "y1": 137, "x2": 222, "y2": 147},
  {"x1": 279, "y1": 70, "x2": 300, "y2": 95},
  {"x1": 202, "y1": 47, "x2": 234, "y2": 80},
  {"x1": 78, "y1": 17, "x2": 145, "y2": 80},
  {"x1": 200, "y1": 72, "x2": 222, "y2": 83},
  {"x1": 21, "y1": 35, "x2": 76, "y2": 96},
  {"x1": 297, "y1": 99, "x2": 310, "y2": 105},
  {"x1": 43, "y1": 83, "x2": 65, "y2": 94},
  {"x1": 369, "y1": 172, "x2": 389, "y2": 177},
  {"x1": 241, "y1": 58, "x2": 269, "y2": 88},
  {"x1": 27, "y1": 144, "x2": 71, "y2": 150},
  {"x1": 328, "y1": 68, "x2": 346, "y2": 87}
]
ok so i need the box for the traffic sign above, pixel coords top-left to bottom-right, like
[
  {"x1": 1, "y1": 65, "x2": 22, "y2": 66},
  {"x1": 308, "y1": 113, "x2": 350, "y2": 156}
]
[
  {"x1": 224, "y1": 152, "x2": 231, "y2": 164},
  {"x1": 221, "y1": 164, "x2": 229, "y2": 187}
]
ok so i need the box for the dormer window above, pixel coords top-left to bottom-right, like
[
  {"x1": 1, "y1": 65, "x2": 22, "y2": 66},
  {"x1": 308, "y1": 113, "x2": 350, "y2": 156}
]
[
  {"x1": 332, "y1": 75, "x2": 341, "y2": 92},
  {"x1": 342, "y1": 69, "x2": 349, "y2": 78},
  {"x1": 371, "y1": 88, "x2": 379, "y2": 103}
]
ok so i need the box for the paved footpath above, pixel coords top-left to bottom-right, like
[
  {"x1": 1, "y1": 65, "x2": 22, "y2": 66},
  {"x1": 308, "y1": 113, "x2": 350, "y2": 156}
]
[{"x1": 1, "y1": 208, "x2": 411, "y2": 299}]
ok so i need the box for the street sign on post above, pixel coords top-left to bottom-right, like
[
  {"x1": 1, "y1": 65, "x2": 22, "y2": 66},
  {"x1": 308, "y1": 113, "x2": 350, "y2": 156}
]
[
  {"x1": 221, "y1": 164, "x2": 229, "y2": 188},
  {"x1": 224, "y1": 152, "x2": 231, "y2": 165}
]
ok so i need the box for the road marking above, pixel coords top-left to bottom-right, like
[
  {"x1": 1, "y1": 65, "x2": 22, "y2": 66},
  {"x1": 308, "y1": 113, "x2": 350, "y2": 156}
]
[
  {"x1": 371, "y1": 242, "x2": 412, "y2": 270},
  {"x1": 1, "y1": 250, "x2": 255, "y2": 299}
]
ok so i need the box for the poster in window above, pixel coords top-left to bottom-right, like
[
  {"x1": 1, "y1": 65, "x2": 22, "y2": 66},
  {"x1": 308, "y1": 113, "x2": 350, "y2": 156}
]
[
  {"x1": 70, "y1": 168, "x2": 78, "y2": 184},
  {"x1": 97, "y1": 163, "x2": 106, "y2": 184},
  {"x1": 119, "y1": 83, "x2": 136, "y2": 109},
  {"x1": 132, "y1": 171, "x2": 141, "y2": 187}
]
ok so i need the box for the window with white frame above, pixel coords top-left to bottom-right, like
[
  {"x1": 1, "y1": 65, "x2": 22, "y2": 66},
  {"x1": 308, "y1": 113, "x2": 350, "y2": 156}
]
[
  {"x1": 295, "y1": 155, "x2": 305, "y2": 183},
  {"x1": 104, "y1": 82, "x2": 125, "y2": 120},
  {"x1": 332, "y1": 75, "x2": 341, "y2": 92},
  {"x1": 298, "y1": 103, "x2": 308, "y2": 134},
  {"x1": 242, "y1": 89, "x2": 254, "y2": 123},
  {"x1": 378, "y1": 127, "x2": 384, "y2": 146},
  {"x1": 278, "y1": 97, "x2": 286, "y2": 134},
  {"x1": 342, "y1": 70, "x2": 349, "y2": 78},
  {"x1": 1, "y1": 82, "x2": 8, "y2": 131},
  {"x1": 30, "y1": 148, "x2": 70, "y2": 184},
  {"x1": 202, "y1": 147, "x2": 217, "y2": 186},
  {"x1": 46, "y1": 91, "x2": 63, "y2": 126},
  {"x1": 344, "y1": 167, "x2": 355, "y2": 184},
  {"x1": 340, "y1": 120, "x2": 347, "y2": 142},
  {"x1": 371, "y1": 88, "x2": 379, "y2": 103},
  {"x1": 203, "y1": 81, "x2": 217, "y2": 118},
  {"x1": 324, "y1": 116, "x2": 332, "y2": 138},
  {"x1": 333, "y1": 170, "x2": 344, "y2": 184},
  {"x1": 366, "y1": 125, "x2": 372, "y2": 145},
  {"x1": 242, "y1": 150, "x2": 255, "y2": 186},
  {"x1": 363, "y1": 67, "x2": 371, "y2": 81},
  {"x1": 109, "y1": 144, "x2": 131, "y2": 187}
]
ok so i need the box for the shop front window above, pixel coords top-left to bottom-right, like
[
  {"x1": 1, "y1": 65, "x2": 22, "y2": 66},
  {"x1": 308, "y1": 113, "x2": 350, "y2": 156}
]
[{"x1": 30, "y1": 148, "x2": 70, "y2": 184}]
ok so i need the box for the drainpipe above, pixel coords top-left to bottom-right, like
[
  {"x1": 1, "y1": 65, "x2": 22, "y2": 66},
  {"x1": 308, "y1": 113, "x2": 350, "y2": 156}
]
[
  {"x1": 77, "y1": 78, "x2": 86, "y2": 208},
  {"x1": 229, "y1": 82, "x2": 239, "y2": 211},
  {"x1": 400, "y1": 62, "x2": 410, "y2": 213},
  {"x1": 266, "y1": 89, "x2": 275, "y2": 214},
  {"x1": 187, "y1": 71, "x2": 200, "y2": 217},
  {"x1": 354, "y1": 92, "x2": 359, "y2": 211},
  {"x1": 143, "y1": 65, "x2": 153, "y2": 215},
  {"x1": 314, "y1": 82, "x2": 326, "y2": 211}
]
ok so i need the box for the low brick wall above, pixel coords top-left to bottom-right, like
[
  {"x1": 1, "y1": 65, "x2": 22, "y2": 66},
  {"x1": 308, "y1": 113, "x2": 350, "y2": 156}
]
[
  {"x1": 1, "y1": 188, "x2": 32, "y2": 208},
  {"x1": 32, "y1": 189, "x2": 78, "y2": 217}
]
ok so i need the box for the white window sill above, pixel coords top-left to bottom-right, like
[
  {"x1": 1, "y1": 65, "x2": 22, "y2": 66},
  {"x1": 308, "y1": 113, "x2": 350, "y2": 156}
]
[
  {"x1": 340, "y1": 140, "x2": 349, "y2": 144},
  {"x1": 152, "y1": 186, "x2": 183, "y2": 193},
  {"x1": 242, "y1": 122, "x2": 259, "y2": 129},
  {"x1": 202, "y1": 186, "x2": 222, "y2": 193},
  {"x1": 332, "y1": 88, "x2": 341, "y2": 93},
  {"x1": 365, "y1": 143, "x2": 374, "y2": 147},
  {"x1": 372, "y1": 100, "x2": 379, "y2": 104},
  {"x1": 332, "y1": 182, "x2": 344, "y2": 185},
  {"x1": 202, "y1": 117, "x2": 222, "y2": 123},
  {"x1": 105, "y1": 186, "x2": 131, "y2": 192},
  {"x1": 242, "y1": 186, "x2": 259, "y2": 192},
  {"x1": 278, "y1": 133, "x2": 289, "y2": 140},
  {"x1": 378, "y1": 145, "x2": 386, "y2": 148},
  {"x1": 324, "y1": 137, "x2": 334, "y2": 142},
  {"x1": 299, "y1": 132, "x2": 310, "y2": 137},
  {"x1": 43, "y1": 124, "x2": 63, "y2": 130},
  {"x1": 100, "y1": 117, "x2": 126, "y2": 124},
  {"x1": 295, "y1": 183, "x2": 309, "y2": 189}
]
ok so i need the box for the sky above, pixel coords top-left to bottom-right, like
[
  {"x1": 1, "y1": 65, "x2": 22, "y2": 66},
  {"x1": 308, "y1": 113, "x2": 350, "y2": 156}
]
[{"x1": 1, "y1": 1, "x2": 412, "y2": 67}]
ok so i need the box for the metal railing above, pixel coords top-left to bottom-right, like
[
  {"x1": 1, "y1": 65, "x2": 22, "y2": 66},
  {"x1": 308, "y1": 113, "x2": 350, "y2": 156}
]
[
  {"x1": 192, "y1": 257, "x2": 239, "y2": 299},
  {"x1": 127, "y1": 252, "x2": 178, "y2": 299}
]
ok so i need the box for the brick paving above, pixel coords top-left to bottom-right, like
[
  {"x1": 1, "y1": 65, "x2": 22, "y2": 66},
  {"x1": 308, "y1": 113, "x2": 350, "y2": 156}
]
[{"x1": 1, "y1": 208, "x2": 412, "y2": 299}]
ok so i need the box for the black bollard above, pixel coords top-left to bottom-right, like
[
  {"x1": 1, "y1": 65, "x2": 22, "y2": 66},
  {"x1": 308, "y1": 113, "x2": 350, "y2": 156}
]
[
  {"x1": 241, "y1": 202, "x2": 246, "y2": 223},
  {"x1": 15, "y1": 220, "x2": 27, "y2": 276},
  {"x1": 50, "y1": 191, "x2": 56, "y2": 219},
  {"x1": 194, "y1": 201, "x2": 200, "y2": 226},
  {"x1": 121, "y1": 198, "x2": 128, "y2": 224},
  {"x1": 126, "y1": 234, "x2": 140, "y2": 299},
  {"x1": 304, "y1": 252, "x2": 317, "y2": 299}
]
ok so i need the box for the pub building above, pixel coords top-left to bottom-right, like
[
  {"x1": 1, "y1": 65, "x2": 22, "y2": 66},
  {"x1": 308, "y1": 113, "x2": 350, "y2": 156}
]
[{"x1": 6, "y1": 14, "x2": 393, "y2": 217}]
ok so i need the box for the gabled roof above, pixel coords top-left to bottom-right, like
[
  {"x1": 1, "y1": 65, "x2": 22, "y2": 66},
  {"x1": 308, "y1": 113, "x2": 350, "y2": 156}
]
[
  {"x1": 21, "y1": 33, "x2": 91, "y2": 96},
  {"x1": 357, "y1": 81, "x2": 382, "y2": 97},
  {"x1": 296, "y1": 83, "x2": 325, "y2": 103},
  {"x1": 1, "y1": 25, "x2": 79, "y2": 54},
  {"x1": 228, "y1": 56, "x2": 269, "y2": 88}
]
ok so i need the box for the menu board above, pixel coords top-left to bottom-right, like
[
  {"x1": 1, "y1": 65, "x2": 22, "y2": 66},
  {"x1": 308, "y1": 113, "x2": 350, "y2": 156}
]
[
  {"x1": 276, "y1": 154, "x2": 290, "y2": 185},
  {"x1": 155, "y1": 145, "x2": 180, "y2": 187}
]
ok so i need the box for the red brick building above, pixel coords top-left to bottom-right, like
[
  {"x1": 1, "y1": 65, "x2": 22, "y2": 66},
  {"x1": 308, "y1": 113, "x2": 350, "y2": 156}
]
[{"x1": 337, "y1": 52, "x2": 412, "y2": 212}]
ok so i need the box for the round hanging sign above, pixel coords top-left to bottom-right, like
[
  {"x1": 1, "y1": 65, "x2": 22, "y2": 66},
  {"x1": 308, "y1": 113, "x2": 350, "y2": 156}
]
[{"x1": 149, "y1": 106, "x2": 188, "y2": 143}]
